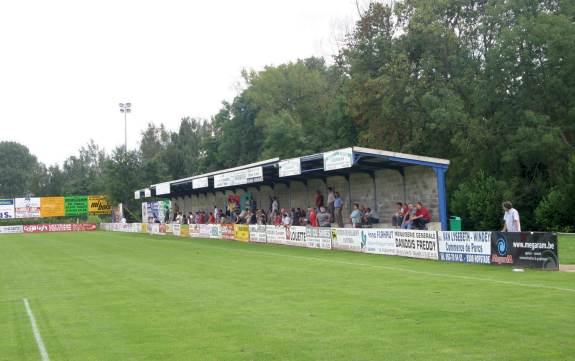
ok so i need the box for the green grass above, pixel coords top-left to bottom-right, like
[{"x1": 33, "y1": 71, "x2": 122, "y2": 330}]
[
  {"x1": 560, "y1": 234, "x2": 575, "y2": 264},
  {"x1": 1, "y1": 231, "x2": 574, "y2": 361}
]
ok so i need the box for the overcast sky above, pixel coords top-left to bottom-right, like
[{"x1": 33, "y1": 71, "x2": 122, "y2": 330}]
[{"x1": 0, "y1": 0, "x2": 363, "y2": 166}]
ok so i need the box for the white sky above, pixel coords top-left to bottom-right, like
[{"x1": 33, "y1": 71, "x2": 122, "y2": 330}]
[{"x1": 0, "y1": 0, "x2": 361, "y2": 166}]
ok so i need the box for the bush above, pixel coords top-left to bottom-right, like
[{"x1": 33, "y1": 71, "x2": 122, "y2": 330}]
[{"x1": 450, "y1": 171, "x2": 505, "y2": 231}]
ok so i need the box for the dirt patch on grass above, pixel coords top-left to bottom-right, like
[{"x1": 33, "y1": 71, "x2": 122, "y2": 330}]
[{"x1": 559, "y1": 264, "x2": 575, "y2": 272}]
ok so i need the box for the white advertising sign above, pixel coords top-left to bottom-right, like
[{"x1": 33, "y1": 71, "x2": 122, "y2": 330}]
[
  {"x1": 134, "y1": 191, "x2": 141, "y2": 200},
  {"x1": 172, "y1": 223, "x2": 181, "y2": 236},
  {"x1": 155, "y1": 182, "x2": 171, "y2": 195},
  {"x1": 265, "y1": 225, "x2": 287, "y2": 245},
  {"x1": 331, "y1": 228, "x2": 364, "y2": 252},
  {"x1": 0, "y1": 199, "x2": 15, "y2": 219},
  {"x1": 144, "y1": 189, "x2": 151, "y2": 197},
  {"x1": 393, "y1": 229, "x2": 438, "y2": 260},
  {"x1": 249, "y1": 225, "x2": 267, "y2": 243},
  {"x1": 15, "y1": 197, "x2": 41, "y2": 218},
  {"x1": 199, "y1": 224, "x2": 212, "y2": 238},
  {"x1": 279, "y1": 158, "x2": 301, "y2": 177},
  {"x1": 305, "y1": 227, "x2": 332, "y2": 249},
  {"x1": 214, "y1": 167, "x2": 263, "y2": 188},
  {"x1": 363, "y1": 228, "x2": 396, "y2": 256},
  {"x1": 323, "y1": 148, "x2": 353, "y2": 171},
  {"x1": 189, "y1": 224, "x2": 201, "y2": 238},
  {"x1": 437, "y1": 231, "x2": 491, "y2": 264},
  {"x1": 285, "y1": 226, "x2": 307, "y2": 247},
  {"x1": 149, "y1": 223, "x2": 160, "y2": 235},
  {"x1": 192, "y1": 177, "x2": 209, "y2": 189},
  {"x1": 209, "y1": 224, "x2": 221, "y2": 239},
  {"x1": 0, "y1": 225, "x2": 24, "y2": 234}
]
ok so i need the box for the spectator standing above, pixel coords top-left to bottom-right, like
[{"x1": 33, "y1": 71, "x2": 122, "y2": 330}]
[
  {"x1": 292, "y1": 208, "x2": 301, "y2": 226},
  {"x1": 273, "y1": 212, "x2": 282, "y2": 226},
  {"x1": 334, "y1": 192, "x2": 344, "y2": 227},
  {"x1": 208, "y1": 212, "x2": 215, "y2": 224},
  {"x1": 350, "y1": 203, "x2": 363, "y2": 228},
  {"x1": 315, "y1": 190, "x2": 324, "y2": 211},
  {"x1": 327, "y1": 187, "x2": 335, "y2": 221},
  {"x1": 411, "y1": 202, "x2": 431, "y2": 230},
  {"x1": 317, "y1": 207, "x2": 331, "y2": 227},
  {"x1": 282, "y1": 211, "x2": 292, "y2": 226},
  {"x1": 502, "y1": 201, "x2": 521, "y2": 232},
  {"x1": 271, "y1": 197, "x2": 279, "y2": 215}
]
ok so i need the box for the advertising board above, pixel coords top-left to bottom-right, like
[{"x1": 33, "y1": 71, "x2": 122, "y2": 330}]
[
  {"x1": 305, "y1": 227, "x2": 332, "y2": 249},
  {"x1": 491, "y1": 232, "x2": 558, "y2": 270},
  {"x1": 249, "y1": 224, "x2": 267, "y2": 243},
  {"x1": 438, "y1": 231, "x2": 491, "y2": 264},
  {"x1": 393, "y1": 229, "x2": 438, "y2": 260}
]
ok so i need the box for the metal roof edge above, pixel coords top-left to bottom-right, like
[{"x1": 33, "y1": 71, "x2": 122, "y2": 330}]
[{"x1": 352, "y1": 147, "x2": 450, "y2": 166}]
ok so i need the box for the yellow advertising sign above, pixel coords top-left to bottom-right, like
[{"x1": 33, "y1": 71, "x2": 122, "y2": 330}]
[
  {"x1": 141, "y1": 223, "x2": 148, "y2": 233},
  {"x1": 234, "y1": 224, "x2": 250, "y2": 242},
  {"x1": 180, "y1": 224, "x2": 189, "y2": 237},
  {"x1": 88, "y1": 196, "x2": 112, "y2": 215},
  {"x1": 40, "y1": 197, "x2": 65, "y2": 217}
]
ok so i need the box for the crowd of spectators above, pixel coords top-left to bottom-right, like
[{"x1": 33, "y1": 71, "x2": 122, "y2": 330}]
[{"x1": 167, "y1": 189, "x2": 431, "y2": 230}]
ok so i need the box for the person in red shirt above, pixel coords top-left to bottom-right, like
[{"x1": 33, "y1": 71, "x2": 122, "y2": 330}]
[
  {"x1": 273, "y1": 212, "x2": 282, "y2": 226},
  {"x1": 412, "y1": 202, "x2": 431, "y2": 230},
  {"x1": 208, "y1": 212, "x2": 215, "y2": 224},
  {"x1": 308, "y1": 207, "x2": 318, "y2": 227}
]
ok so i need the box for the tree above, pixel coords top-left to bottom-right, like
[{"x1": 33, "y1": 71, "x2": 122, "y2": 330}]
[{"x1": 0, "y1": 142, "x2": 42, "y2": 197}]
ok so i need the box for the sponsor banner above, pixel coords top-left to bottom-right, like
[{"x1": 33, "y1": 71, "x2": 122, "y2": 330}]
[
  {"x1": 214, "y1": 166, "x2": 263, "y2": 188},
  {"x1": 155, "y1": 182, "x2": 171, "y2": 195},
  {"x1": 331, "y1": 228, "x2": 364, "y2": 252},
  {"x1": 149, "y1": 223, "x2": 160, "y2": 235},
  {"x1": 198, "y1": 224, "x2": 212, "y2": 238},
  {"x1": 438, "y1": 231, "x2": 491, "y2": 264},
  {"x1": 221, "y1": 224, "x2": 235, "y2": 240},
  {"x1": 285, "y1": 226, "x2": 306, "y2": 247},
  {"x1": 209, "y1": 224, "x2": 221, "y2": 239},
  {"x1": 0, "y1": 225, "x2": 24, "y2": 234},
  {"x1": 165, "y1": 223, "x2": 173, "y2": 234},
  {"x1": 23, "y1": 223, "x2": 96, "y2": 233},
  {"x1": 324, "y1": 148, "x2": 353, "y2": 171},
  {"x1": 305, "y1": 227, "x2": 332, "y2": 249},
  {"x1": 40, "y1": 197, "x2": 65, "y2": 217},
  {"x1": 141, "y1": 223, "x2": 148, "y2": 233},
  {"x1": 192, "y1": 177, "x2": 209, "y2": 189},
  {"x1": 15, "y1": 197, "x2": 41, "y2": 218},
  {"x1": 71, "y1": 223, "x2": 97, "y2": 231},
  {"x1": 234, "y1": 224, "x2": 250, "y2": 242},
  {"x1": 142, "y1": 202, "x2": 149, "y2": 223},
  {"x1": 134, "y1": 191, "x2": 140, "y2": 200},
  {"x1": 363, "y1": 228, "x2": 395, "y2": 255},
  {"x1": 0, "y1": 199, "x2": 15, "y2": 219},
  {"x1": 189, "y1": 224, "x2": 201, "y2": 238},
  {"x1": 393, "y1": 229, "x2": 438, "y2": 260},
  {"x1": 144, "y1": 189, "x2": 151, "y2": 197},
  {"x1": 180, "y1": 224, "x2": 189, "y2": 237},
  {"x1": 266, "y1": 225, "x2": 287, "y2": 245},
  {"x1": 131, "y1": 223, "x2": 141, "y2": 233},
  {"x1": 278, "y1": 158, "x2": 301, "y2": 177},
  {"x1": 172, "y1": 223, "x2": 181, "y2": 236},
  {"x1": 88, "y1": 196, "x2": 112, "y2": 215},
  {"x1": 65, "y1": 196, "x2": 88, "y2": 216},
  {"x1": 159, "y1": 224, "x2": 167, "y2": 234},
  {"x1": 491, "y1": 232, "x2": 559, "y2": 270},
  {"x1": 249, "y1": 224, "x2": 267, "y2": 243}
]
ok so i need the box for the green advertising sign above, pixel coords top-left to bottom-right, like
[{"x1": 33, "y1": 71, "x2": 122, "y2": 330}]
[{"x1": 64, "y1": 196, "x2": 88, "y2": 216}]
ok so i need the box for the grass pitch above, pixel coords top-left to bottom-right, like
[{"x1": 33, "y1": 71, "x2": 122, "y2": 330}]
[{"x1": 1, "y1": 231, "x2": 574, "y2": 361}]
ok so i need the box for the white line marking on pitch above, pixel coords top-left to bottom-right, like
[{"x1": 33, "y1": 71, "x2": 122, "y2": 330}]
[
  {"x1": 183, "y1": 241, "x2": 575, "y2": 294},
  {"x1": 23, "y1": 298, "x2": 51, "y2": 361}
]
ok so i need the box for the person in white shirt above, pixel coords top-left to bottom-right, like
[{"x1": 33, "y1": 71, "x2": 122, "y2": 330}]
[
  {"x1": 502, "y1": 201, "x2": 521, "y2": 232},
  {"x1": 282, "y1": 212, "x2": 291, "y2": 226}
]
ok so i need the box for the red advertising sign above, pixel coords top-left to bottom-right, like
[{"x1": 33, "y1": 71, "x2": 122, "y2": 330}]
[
  {"x1": 220, "y1": 224, "x2": 235, "y2": 240},
  {"x1": 23, "y1": 223, "x2": 97, "y2": 233}
]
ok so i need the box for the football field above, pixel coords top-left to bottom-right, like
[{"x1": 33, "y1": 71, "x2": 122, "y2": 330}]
[{"x1": 1, "y1": 231, "x2": 574, "y2": 361}]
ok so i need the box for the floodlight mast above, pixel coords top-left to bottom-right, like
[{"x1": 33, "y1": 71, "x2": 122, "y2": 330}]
[{"x1": 119, "y1": 102, "x2": 132, "y2": 153}]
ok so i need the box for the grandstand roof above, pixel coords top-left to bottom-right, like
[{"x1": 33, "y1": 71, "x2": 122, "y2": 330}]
[{"x1": 134, "y1": 147, "x2": 449, "y2": 199}]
